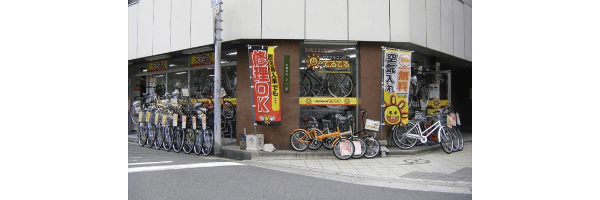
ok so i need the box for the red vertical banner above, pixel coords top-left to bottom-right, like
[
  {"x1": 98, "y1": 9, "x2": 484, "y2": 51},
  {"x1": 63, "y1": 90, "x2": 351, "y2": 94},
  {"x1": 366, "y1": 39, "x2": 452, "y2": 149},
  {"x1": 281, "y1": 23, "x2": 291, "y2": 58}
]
[{"x1": 248, "y1": 46, "x2": 281, "y2": 126}]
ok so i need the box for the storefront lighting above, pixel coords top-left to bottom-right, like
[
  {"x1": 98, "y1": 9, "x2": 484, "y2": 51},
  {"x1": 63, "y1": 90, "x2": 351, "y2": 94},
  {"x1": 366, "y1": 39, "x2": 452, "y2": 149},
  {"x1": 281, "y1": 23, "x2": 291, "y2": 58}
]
[
  {"x1": 226, "y1": 52, "x2": 237, "y2": 55},
  {"x1": 145, "y1": 54, "x2": 171, "y2": 61},
  {"x1": 155, "y1": 75, "x2": 164, "y2": 77},
  {"x1": 182, "y1": 46, "x2": 214, "y2": 54},
  {"x1": 169, "y1": 64, "x2": 177, "y2": 67},
  {"x1": 349, "y1": 54, "x2": 356, "y2": 58},
  {"x1": 175, "y1": 72, "x2": 187, "y2": 75},
  {"x1": 142, "y1": 69, "x2": 147, "y2": 72}
]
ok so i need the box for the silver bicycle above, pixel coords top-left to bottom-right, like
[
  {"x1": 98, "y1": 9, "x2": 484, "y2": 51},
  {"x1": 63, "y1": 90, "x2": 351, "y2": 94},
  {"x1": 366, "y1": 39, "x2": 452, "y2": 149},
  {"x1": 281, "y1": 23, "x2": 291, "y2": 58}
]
[{"x1": 392, "y1": 109, "x2": 454, "y2": 154}]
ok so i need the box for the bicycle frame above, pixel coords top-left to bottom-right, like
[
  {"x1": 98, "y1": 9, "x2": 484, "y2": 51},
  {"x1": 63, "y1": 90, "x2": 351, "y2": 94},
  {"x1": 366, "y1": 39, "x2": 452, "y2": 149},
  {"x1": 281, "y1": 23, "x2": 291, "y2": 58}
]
[{"x1": 404, "y1": 120, "x2": 444, "y2": 144}]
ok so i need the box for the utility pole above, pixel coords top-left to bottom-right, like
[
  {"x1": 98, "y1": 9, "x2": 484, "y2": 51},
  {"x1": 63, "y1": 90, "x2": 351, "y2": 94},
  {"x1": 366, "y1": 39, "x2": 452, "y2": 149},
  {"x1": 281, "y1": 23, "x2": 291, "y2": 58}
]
[{"x1": 212, "y1": 0, "x2": 223, "y2": 156}]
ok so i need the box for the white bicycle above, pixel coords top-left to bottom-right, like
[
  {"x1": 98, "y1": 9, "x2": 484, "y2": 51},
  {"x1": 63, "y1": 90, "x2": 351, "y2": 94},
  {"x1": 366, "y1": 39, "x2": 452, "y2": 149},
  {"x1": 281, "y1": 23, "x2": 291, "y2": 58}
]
[{"x1": 392, "y1": 108, "x2": 454, "y2": 154}]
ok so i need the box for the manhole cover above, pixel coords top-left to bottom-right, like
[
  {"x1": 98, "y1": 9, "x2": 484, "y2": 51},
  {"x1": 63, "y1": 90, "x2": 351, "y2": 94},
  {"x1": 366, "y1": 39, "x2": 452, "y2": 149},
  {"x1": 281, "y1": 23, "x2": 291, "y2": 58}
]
[{"x1": 404, "y1": 159, "x2": 430, "y2": 164}]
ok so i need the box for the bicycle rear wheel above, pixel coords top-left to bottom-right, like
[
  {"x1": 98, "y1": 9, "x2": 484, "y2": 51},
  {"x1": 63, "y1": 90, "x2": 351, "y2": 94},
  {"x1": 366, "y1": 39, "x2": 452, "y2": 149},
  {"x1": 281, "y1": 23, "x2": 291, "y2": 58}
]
[
  {"x1": 327, "y1": 73, "x2": 353, "y2": 97},
  {"x1": 299, "y1": 77, "x2": 311, "y2": 97},
  {"x1": 154, "y1": 125, "x2": 165, "y2": 150},
  {"x1": 138, "y1": 123, "x2": 147, "y2": 147},
  {"x1": 173, "y1": 127, "x2": 184, "y2": 153},
  {"x1": 323, "y1": 137, "x2": 333, "y2": 150},
  {"x1": 350, "y1": 137, "x2": 366, "y2": 159},
  {"x1": 164, "y1": 126, "x2": 174, "y2": 151},
  {"x1": 202, "y1": 128, "x2": 214, "y2": 156},
  {"x1": 194, "y1": 129, "x2": 204, "y2": 155},
  {"x1": 450, "y1": 127, "x2": 460, "y2": 152},
  {"x1": 363, "y1": 137, "x2": 380, "y2": 158},
  {"x1": 182, "y1": 129, "x2": 195, "y2": 154},
  {"x1": 290, "y1": 130, "x2": 309, "y2": 151},
  {"x1": 392, "y1": 123, "x2": 418, "y2": 149},
  {"x1": 455, "y1": 127, "x2": 464, "y2": 151},
  {"x1": 333, "y1": 138, "x2": 355, "y2": 160},
  {"x1": 439, "y1": 127, "x2": 453, "y2": 154},
  {"x1": 308, "y1": 129, "x2": 323, "y2": 150}
]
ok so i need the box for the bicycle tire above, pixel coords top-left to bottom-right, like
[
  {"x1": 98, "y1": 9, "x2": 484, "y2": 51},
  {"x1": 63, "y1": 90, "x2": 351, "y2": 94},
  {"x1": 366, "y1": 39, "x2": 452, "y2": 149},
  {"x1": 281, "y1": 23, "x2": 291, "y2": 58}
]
[
  {"x1": 308, "y1": 129, "x2": 323, "y2": 150},
  {"x1": 154, "y1": 125, "x2": 165, "y2": 150},
  {"x1": 333, "y1": 138, "x2": 355, "y2": 160},
  {"x1": 299, "y1": 76, "x2": 311, "y2": 97},
  {"x1": 164, "y1": 126, "x2": 174, "y2": 151},
  {"x1": 130, "y1": 106, "x2": 140, "y2": 125},
  {"x1": 323, "y1": 137, "x2": 333, "y2": 150},
  {"x1": 173, "y1": 127, "x2": 184, "y2": 153},
  {"x1": 202, "y1": 128, "x2": 214, "y2": 156},
  {"x1": 439, "y1": 127, "x2": 453, "y2": 154},
  {"x1": 363, "y1": 137, "x2": 381, "y2": 158},
  {"x1": 392, "y1": 123, "x2": 418, "y2": 150},
  {"x1": 194, "y1": 129, "x2": 204, "y2": 155},
  {"x1": 222, "y1": 101, "x2": 235, "y2": 120},
  {"x1": 182, "y1": 128, "x2": 195, "y2": 154},
  {"x1": 138, "y1": 123, "x2": 147, "y2": 147},
  {"x1": 455, "y1": 127, "x2": 464, "y2": 151},
  {"x1": 350, "y1": 137, "x2": 366, "y2": 159},
  {"x1": 290, "y1": 130, "x2": 309, "y2": 151},
  {"x1": 450, "y1": 127, "x2": 460, "y2": 152},
  {"x1": 147, "y1": 124, "x2": 156, "y2": 148},
  {"x1": 327, "y1": 73, "x2": 353, "y2": 97}
]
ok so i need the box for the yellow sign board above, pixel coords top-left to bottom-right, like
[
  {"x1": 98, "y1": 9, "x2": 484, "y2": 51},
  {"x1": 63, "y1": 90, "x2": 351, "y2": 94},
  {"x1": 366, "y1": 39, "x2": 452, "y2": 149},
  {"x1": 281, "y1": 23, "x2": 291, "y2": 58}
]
[{"x1": 299, "y1": 97, "x2": 358, "y2": 106}]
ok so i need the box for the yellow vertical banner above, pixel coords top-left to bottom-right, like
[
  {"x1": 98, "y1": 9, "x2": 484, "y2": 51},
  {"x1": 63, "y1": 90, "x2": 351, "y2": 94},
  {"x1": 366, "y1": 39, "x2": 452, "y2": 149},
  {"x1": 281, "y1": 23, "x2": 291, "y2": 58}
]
[
  {"x1": 267, "y1": 47, "x2": 280, "y2": 111},
  {"x1": 382, "y1": 48, "x2": 413, "y2": 126}
]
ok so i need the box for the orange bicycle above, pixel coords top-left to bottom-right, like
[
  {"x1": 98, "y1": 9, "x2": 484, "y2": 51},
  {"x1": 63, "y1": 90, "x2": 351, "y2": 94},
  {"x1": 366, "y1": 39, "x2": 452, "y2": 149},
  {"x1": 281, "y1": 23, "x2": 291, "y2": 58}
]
[{"x1": 290, "y1": 127, "x2": 355, "y2": 160}]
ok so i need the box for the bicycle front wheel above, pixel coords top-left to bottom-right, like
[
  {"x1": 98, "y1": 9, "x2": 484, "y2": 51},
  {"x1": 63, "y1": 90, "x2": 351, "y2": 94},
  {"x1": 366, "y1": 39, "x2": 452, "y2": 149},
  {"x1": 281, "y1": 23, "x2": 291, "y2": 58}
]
[
  {"x1": 392, "y1": 123, "x2": 418, "y2": 149},
  {"x1": 194, "y1": 129, "x2": 204, "y2": 155},
  {"x1": 439, "y1": 127, "x2": 453, "y2": 154},
  {"x1": 182, "y1": 129, "x2": 195, "y2": 154},
  {"x1": 333, "y1": 138, "x2": 355, "y2": 160},
  {"x1": 363, "y1": 137, "x2": 380, "y2": 158},
  {"x1": 147, "y1": 124, "x2": 156, "y2": 148},
  {"x1": 450, "y1": 127, "x2": 460, "y2": 152},
  {"x1": 327, "y1": 73, "x2": 353, "y2": 97},
  {"x1": 290, "y1": 130, "x2": 310, "y2": 151},
  {"x1": 202, "y1": 128, "x2": 214, "y2": 156},
  {"x1": 154, "y1": 125, "x2": 165, "y2": 150},
  {"x1": 173, "y1": 127, "x2": 184, "y2": 153},
  {"x1": 138, "y1": 123, "x2": 147, "y2": 147},
  {"x1": 164, "y1": 126, "x2": 174, "y2": 151},
  {"x1": 350, "y1": 137, "x2": 366, "y2": 159},
  {"x1": 455, "y1": 127, "x2": 464, "y2": 151}
]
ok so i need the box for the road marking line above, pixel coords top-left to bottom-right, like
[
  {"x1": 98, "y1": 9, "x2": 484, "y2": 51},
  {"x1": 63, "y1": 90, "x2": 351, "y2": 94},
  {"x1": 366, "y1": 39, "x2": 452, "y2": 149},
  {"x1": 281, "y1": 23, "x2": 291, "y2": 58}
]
[
  {"x1": 128, "y1": 162, "x2": 245, "y2": 173},
  {"x1": 128, "y1": 161, "x2": 174, "y2": 166}
]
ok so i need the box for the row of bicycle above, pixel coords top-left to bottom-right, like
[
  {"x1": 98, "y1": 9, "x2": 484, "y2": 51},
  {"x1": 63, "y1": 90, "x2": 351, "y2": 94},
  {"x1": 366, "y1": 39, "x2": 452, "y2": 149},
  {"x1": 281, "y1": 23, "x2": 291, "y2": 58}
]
[
  {"x1": 290, "y1": 107, "x2": 465, "y2": 159},
  {"x1": 130, "y1": 93, "x2": 236, "y2": 156}
]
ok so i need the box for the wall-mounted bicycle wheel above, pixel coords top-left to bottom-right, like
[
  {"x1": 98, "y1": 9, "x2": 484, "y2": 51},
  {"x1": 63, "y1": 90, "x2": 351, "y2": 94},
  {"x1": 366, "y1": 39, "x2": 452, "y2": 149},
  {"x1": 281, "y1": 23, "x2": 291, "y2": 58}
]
[
  {"x1": 290, "y1": 130, "x2": 309, "y2": 151},
  {"x1": 327, "y1": 73, "x2": 353, "y2": 97},
  {"x1": 299, "y1": 77, "x2": 311, "y2": 97},
  {"x1": 333, "y1": 138, "x2": 355, "y2": 160},
  {"x1": 363, "y1": 137, "x2": 380, "y2": 158}
]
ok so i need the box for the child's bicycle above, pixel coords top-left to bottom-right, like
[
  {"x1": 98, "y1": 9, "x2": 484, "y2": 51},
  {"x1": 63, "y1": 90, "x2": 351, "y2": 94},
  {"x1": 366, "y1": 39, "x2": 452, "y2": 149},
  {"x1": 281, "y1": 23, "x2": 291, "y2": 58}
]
[{"x1": 290, "y1": 127, "x2": 356, "y2": 160}]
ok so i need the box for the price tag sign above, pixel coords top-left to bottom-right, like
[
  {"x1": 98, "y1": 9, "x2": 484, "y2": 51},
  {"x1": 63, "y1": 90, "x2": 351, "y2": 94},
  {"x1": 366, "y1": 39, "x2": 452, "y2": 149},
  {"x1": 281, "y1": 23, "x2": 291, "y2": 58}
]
[
  {"x1": 173, "y1": 114, "x2": 178, "y2": 127},
  {"x1": 201, "y1": 113, "x2": 207, "y2": 131},
  {"x1": 182, "y1": 115, "x2": 187, "y2": 128},
  {"x1": 192, "y1": 116, "x2": 197, "y2": 130},
  {"x1": 145, "y1": 111, "x2": 151, "y2": 122},
  {"x1": 155, "y1": 112, "x2": 159, "y2": 124},
  {"x1": 138, "y1": 112, "x2": 143, "y2": 122},
  {"x1": 340, "y1": 141, "x2": 351, "y2": 156},
  {"x1": 365, "y1": 119, "x2": 380, "y2": 132},
  {"x1": 182, "y1": 89, "x2": 189, "y2": 97},
  {"x1": 353, "y1": 141, "x2": 362, "y2": 156},
  {"x1": 162, "y1": 115, "x2": 167, "y2": 126}
]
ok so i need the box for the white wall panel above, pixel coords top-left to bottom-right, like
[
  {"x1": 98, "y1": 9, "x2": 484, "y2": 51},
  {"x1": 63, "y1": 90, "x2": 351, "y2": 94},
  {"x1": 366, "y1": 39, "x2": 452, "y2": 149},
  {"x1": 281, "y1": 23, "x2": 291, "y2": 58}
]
[
  {"x1": 390, "y1": 0, "x2": 410, "y2": 42},
  {"x1": 409, "y1": 0, "x2": 426, "y2": 47},
  {"x1": 153, "y1": 0, "x2": 171, "y2": 55},
  {"x1": 129, "y1": 4, "x2": 138, "y2": 60},
  {"x1": 306, "y1": 0, "x2": 348, "y2": 40},
  {"x1": 426, "y1": 0, "x2": 441, "y2": 51},
  {"x1": 262, "y1": 0, "x2": 304, "y2": 40},
  {"x1": 453, "y1": 0, "x2": 464, "y2": 59},
  {"x1": 171, "y1": 0, "x2": 191, "y2": 51},
  {"x1": 440, "y1": 0, "x2": 453, "y2": 55},
  {"x1": 191, "y1": 0, "x2": 213, "y2": 48},
  {"x1": 137, "y1": 0, "x2": 153, "y2": 58},
  {"x1": 464, "y1": 4, "x2": 471, "y2": 61},
  {"x1": 348, "y1": 0, "x2": 389, "y2": 41},
  {"x1": 221, "y1": 0, "x2": 262, "y2": 42}
]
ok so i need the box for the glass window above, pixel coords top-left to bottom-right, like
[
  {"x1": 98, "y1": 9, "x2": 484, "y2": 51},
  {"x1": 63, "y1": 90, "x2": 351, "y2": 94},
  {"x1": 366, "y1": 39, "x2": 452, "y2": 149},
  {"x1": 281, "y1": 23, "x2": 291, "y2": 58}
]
[{"x1": 298, "y1": 44, "x2": 358, "y2": 132}]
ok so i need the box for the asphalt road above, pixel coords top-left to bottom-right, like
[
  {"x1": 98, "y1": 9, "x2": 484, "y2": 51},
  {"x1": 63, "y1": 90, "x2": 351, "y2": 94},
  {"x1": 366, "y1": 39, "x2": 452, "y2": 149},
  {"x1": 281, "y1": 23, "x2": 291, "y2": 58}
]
[{"x1": 128, "y1": 143, "x2": 472, "y2": 200}]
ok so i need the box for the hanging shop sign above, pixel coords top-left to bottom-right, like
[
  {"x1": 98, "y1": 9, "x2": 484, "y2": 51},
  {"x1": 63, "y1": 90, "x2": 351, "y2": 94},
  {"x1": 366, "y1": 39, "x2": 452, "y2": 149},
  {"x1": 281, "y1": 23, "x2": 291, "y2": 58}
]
[
  {"x1": 304, "y1": 47, "x2": 353, "y2": 74},
  {"x1": 298, "y1": 97, "x2": 358, "y2": 106},
  {"x1": 148, "y1": 60, "x2": 167, "y2": 72},
  {"x1": 284, "y1": 55, "x2": 290, "y2": 93},
  {"x1": 248, "y1": 45, "x2": 281, "y2": 126},
  {"x1": 190, "y1": 53, "x2": 215, "y2": 67},
  {"x1": 381, "y1": 48, "x2": 412, "y2": 126}
]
